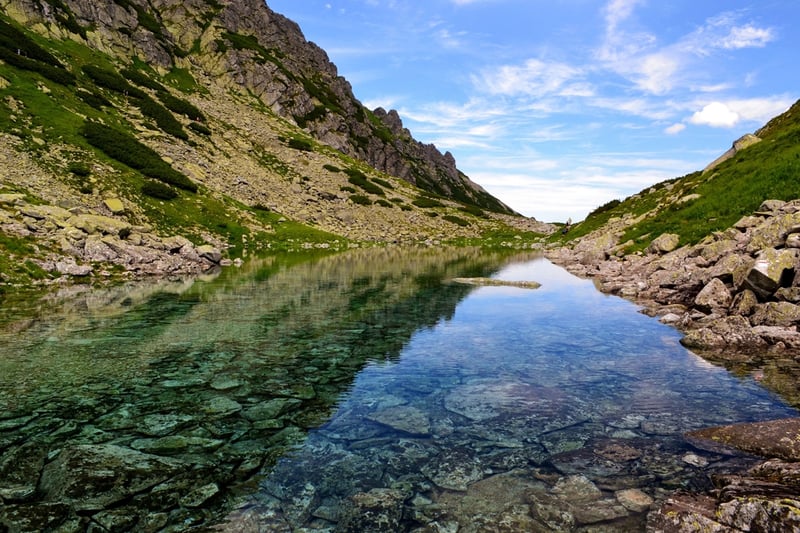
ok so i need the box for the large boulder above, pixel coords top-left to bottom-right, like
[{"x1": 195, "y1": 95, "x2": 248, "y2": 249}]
[
  {"x1": 39, "y1": 445, "x2": 185, "y2": 511},
  {"x1": 693, "y1": 278, "x2": 731, "y2": 313},
  {"x1": 647, "y1": 233, "x2": 680, "y2": 255},
  {"x1": 739, "y1": 248, "x2": 798, "y2": 300},
  {"x1": 680, "y1": 315, "x2": 767, "y2": 352},
  {"x1": 750, "y1": 301, "x2": 800, "y2": 327}
]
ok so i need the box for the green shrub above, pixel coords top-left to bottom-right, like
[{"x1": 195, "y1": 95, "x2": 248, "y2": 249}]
[
  {"x1": 0, "y1": 18, "x2": 64, "y2": 67},
  {"x1": 375, "y1": 199, "x2": 393, "y2": 208},
  {"x1": 136, "y1": 95, "x2": 188, "y2": 139},
  {"x1": 68, "y1": 161, "x2": 91, "y2": 177},
  {"x1": 349, "y1": 194, "x2": 372, "y2": 205},
  {"x1": 323, "y1": 164, "x2": 341, "y2": 173},
  {"x1": 81, "y1": 121, "x2": 197, "y2": 192},
  {"x1": 412, "y1": 197, "x2": 444, "y2": 208},
  {"x1": 188, "y1": 121, "x2": 211, "y2": 136},
  {"x1": 371, "y1": 177, "x2": 394, "y2": 189},
  {"x1": 157, "y1": 90, "x2": 205, "y2": 121},
  {"x1": 77, "y1": 89, "x2": 112, "y2": 109},
  {"x1": 345, "y1": 168, "x2": 384, "y2": 196},
  {"x1": 340, "y1": 186, "x2": 356, "y2": 193},
  {"x1": 0, "y1": 48, "x2": 75, "y2": 85},
  {"x1": 82, "y1": 64, "x2": 142, "y2": 96},
  {"x1": 288, "y1": 138, "x2": 313, "y2": 151},
  {"x1": 141, "y1": 180, "x2": 178, "y2": 200},
  {"x1": 121, "y1": 67, "x2": 166, "y2": 91},
  {"x1": 459, "y1": 205, "x2": 485, "y2": 218},
  {"x1": 443, "y1": 215, "x2": 470, "y2": 227},
  {"x1": 587, "y1": 198, "x2": 621, "y2": 218}
]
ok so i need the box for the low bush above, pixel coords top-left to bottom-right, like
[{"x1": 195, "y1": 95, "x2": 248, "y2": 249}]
[
  {"x1": 0, "y1": 18, "x2": 64, "y2": 67},
  {"x1": 68, "y1": 161, "x2": 91, "y2": 177},
  {"x1": 81, "y1": 121, "x2": 197, "y2": 192},
  {"x1": 345, "y1": 168, "x2": 384, "y2": 196},
  {"x1": 323, "y1": 164, "x2": 341, "y2": 173},
  {"x1": 375, "y1": 199, "x2": 393, "y2": 208},
  {"x1": 82, "y1": 64, "x2": 142, "y2": 96},
  {"x1": 349, "y1": 194, "x2": 372, "y2": 205},
  {"x1": 412, "y1": 197, "x2": 444, "y2": 208},
  {"x1": 188, "y1": 122, "x2": 211, "y2": 136},
  {"x1": 459, "y1": 205, "x2": 485, "y2": 218},
  {"x1": 77, "y1": 89, "x2": 112, "y2": 109},
  {"x1": 443, "y1": 215, "x2": 470, "y2": 227},
  {"x1": 0, "y1": 48, "x2": 75, "y2": 85},
  {"x1": 141, "y1": 180, "x2": 178, "y2": 200},
  {"x1": 288, "y1": 138, "x2": 313, "y2": 151},
  {"x1": 371, "y1": 177, "x2": 394, "y2": 189},
  {"x1": 157, "y1": 91, "x2": 205, "y2": 121},
  {"x1": 136, "y1": 95, "x2": 188, "y2": 139},
  {"x1": 121, "y1": 67, "x2": 166, "y2": 91}
]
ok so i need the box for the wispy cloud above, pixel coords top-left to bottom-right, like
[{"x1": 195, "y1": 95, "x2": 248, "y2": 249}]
[{"x1": 472, "y1": 59, "x2": 585, "y2": 98}]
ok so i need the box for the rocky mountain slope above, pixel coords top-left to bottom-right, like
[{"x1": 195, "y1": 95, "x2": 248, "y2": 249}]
[{"x1": 0, "y1": 0, "x2": 550, "y2": 288}]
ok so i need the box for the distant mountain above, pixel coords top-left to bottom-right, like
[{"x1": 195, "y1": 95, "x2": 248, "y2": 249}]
[{"x1": 0, "y1": 0, "x2": 552, "y2": 286}]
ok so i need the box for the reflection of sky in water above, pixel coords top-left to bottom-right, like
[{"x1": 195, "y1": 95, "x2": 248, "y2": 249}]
[{"x1": 253, "y1": 256, "x2": 797, "y2": 530}]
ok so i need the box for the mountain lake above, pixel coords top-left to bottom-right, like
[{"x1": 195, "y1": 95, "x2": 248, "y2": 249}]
[{"x1": 0, "y1": 247, "x2": 797, "y2": 532}]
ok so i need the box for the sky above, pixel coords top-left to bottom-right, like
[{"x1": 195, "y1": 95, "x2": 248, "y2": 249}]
[{"x1": 266, "y1": 0, "x2": 799, "y2": 222}]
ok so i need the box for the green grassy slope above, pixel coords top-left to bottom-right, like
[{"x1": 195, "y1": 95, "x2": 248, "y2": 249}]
[{"x1": 559, "y1": 100, "x2": 800, "y2": 251}]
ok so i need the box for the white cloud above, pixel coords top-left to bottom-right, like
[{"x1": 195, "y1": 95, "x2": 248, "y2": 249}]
[
  {"x1": 473, "y1": 59, "x2": 584, "y2": 98},
  {"x1": 690, "y1": 102, "x2": 739, "y2": 128},
  {"x1": 685, "y1": 97, "x2": 793, "y2": 129},
  {"x1": 726, "y1": 97, "x2": 794, "y2": 123},
  {"x1": 718, "y1": 24, "x2": 775, "y2": 50},
  {"x1": 665, "y1": 123, "x2": 686, "y2": 135}
]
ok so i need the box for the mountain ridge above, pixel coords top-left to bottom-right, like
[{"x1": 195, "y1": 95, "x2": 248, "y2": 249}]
[{"x1": 0, "y1": 0, "x2": 552, "y2": 287}]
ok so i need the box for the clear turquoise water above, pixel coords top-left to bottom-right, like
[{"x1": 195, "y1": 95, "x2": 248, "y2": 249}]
[{"x1": 0, "y1": 249, "x2": 796, "y2": 531}]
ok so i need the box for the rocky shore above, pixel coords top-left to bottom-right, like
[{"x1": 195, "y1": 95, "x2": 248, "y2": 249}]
[
  {"x1": 546, "y1": 198, "x2": 800, "y2": 531},
  {"x1": 547, "y1": 198, "x2": 800, "y2": 358},
  {"x1": 0, "y1": 192, "x2": 226, "y2": 285}
]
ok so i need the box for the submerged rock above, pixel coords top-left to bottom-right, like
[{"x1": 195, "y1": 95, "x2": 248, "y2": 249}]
[
  {"x1": 39, "y1": 444, "x2": 185, "y2": 511},
  {"x1": 449, "y1": 277, "x2": 541, "y2": 289}
]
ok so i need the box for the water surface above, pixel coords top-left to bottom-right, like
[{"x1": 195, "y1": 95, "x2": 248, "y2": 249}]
[{"x1": 0, "y1": 249, "x2": 796, "y2": 532}]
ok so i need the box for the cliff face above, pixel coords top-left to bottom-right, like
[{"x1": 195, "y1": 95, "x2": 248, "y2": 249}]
[{"x1": 1, "y1": 0, "x2": 512, "y2": 213}]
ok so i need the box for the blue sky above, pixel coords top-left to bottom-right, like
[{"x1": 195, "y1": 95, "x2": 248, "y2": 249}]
[{"x1": 266, "y1": 0, "x2": 799, "y2": 222}]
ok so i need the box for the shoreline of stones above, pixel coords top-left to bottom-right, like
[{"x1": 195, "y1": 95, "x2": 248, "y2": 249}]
[
  {"x1": 0, "y1": 193, "x2": 228, "y2": 284},
  {"x1": 545, "y1": 198, "x2": 800, "y2": 531}
]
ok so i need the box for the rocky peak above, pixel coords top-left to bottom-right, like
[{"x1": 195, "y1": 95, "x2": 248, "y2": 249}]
[{"x1": 1, "y1": 0, "x2": 514, "y2": 213}]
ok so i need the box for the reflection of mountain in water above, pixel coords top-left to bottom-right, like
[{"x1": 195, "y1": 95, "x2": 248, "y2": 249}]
[{"x1": 0, "y1": 247, "x2": 532, "y2": 530}]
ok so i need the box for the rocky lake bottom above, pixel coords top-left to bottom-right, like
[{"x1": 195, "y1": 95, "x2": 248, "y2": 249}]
[{"x1": 0, "y1": 248, "x2": 798, "y2": 532}]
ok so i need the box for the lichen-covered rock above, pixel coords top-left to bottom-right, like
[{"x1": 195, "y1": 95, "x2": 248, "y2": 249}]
[
  {"x1": 750, "y1": 301, "x2": 800, "y2": 327},
  {"x1": 740, "y1": 248, "x2": 798, "y2": 300},
  {"x1": 68, "y1": 214, "x2": 131, "y2": 236},
  {"x1": 686, "y1": 418, "x2": 800, "y2": 461},
  {"x1": 647, "y1": 233, "x2": 680, "y2": 254},
  {"x1": 680, "y1": 315, "x2": 767, "y2": 351},
  {"x1": 693, "y1": 278, "x2": 731, "y2": 312}
]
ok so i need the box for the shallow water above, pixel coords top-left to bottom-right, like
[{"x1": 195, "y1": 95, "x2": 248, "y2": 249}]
[{"x1": 0, "y1": 248, "x2": 797, "y2": 531}]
